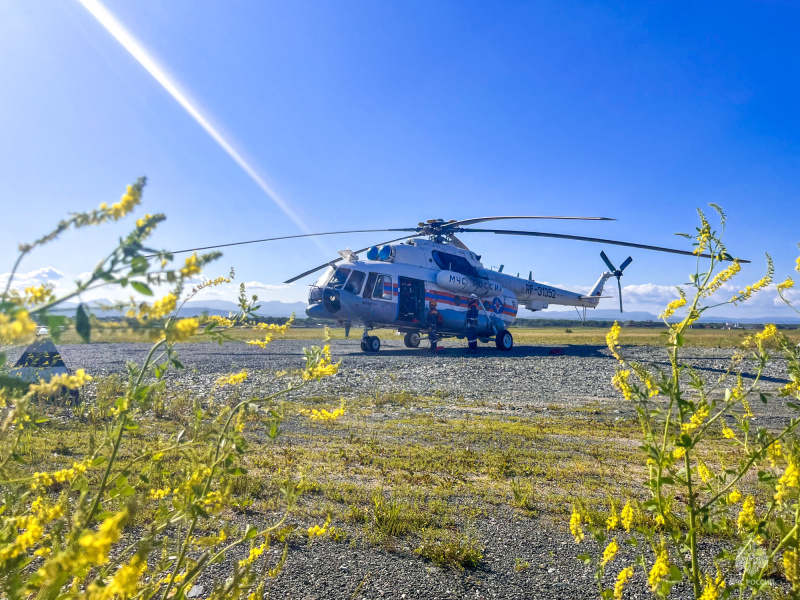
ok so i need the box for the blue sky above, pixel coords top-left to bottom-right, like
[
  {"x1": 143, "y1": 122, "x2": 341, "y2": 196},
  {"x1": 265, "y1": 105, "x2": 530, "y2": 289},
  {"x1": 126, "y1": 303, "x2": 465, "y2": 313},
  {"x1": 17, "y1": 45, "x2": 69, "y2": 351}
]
[{"x1": 1, "y1": 1, "x2": 798, "y2": 318}]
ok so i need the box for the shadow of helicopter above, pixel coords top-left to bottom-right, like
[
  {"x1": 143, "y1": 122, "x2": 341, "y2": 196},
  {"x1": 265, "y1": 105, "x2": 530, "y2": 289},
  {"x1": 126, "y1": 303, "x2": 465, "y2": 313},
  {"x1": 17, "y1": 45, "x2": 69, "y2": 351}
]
[{"x1": 337, "y1": 344, "x2": 610, "y2": 359}]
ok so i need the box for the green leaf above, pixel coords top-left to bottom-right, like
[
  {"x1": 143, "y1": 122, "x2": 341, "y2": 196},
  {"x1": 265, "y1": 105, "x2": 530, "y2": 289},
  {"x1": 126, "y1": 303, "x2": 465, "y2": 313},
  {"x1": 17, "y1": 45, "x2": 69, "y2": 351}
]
[
  {"x1": 244, "y1": 525, "x2": 258, "y2": 540},
  {"x1": 131, "y1": 281, "x2": 153, "y2": 296},
  {"x1": 759, "y1": 392, "x2": 769, "y2": 404},
  {"x1": 171, "y1": 358, "x2": 184, "y2": 370},
  {"x1": 228, "y1": 467, "x2": 247, "y2": 476},
  {"x1": 76, "y1": 303, "x2": 91, "y2": 343}
]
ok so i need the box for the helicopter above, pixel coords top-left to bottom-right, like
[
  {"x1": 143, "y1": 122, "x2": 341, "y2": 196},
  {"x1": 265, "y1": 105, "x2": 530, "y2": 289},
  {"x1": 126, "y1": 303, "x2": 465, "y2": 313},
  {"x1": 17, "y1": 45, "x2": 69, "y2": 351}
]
[{"x1": 167, "y1": 215, "x2": 746, "y2": 352}]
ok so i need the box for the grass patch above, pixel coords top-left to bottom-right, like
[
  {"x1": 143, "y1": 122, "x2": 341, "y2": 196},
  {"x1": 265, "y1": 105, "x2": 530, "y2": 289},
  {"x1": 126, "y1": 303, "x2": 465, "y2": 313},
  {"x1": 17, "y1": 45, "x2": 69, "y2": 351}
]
[{"x1": 415, "y1": 528, "x2": 483, "y2": 569}]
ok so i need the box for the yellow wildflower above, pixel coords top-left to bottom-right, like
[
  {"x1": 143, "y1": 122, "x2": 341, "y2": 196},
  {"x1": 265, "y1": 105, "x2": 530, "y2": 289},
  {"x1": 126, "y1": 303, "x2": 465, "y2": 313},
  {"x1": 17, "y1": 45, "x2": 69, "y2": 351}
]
[
  {"x1": 247, "y1": 334, "x2": 273, "y2": 349},
  {"x1": 238, "y1": 540, "x2": 269, "y2": 568},
  {"x1": 621, "y1": 501, "x2": 634, "y2": 532},
  {"x1": 697, "y1": 461, "x2": 713, "y2": 483},
  {"x1": 681, "y1": 403, "x2": 709, "y2": 434},
  {"x1": 569, "y1": 507, "x2": 584, "y2": 543},
  {"x1": 207, "y1": 315, "x2": 234, "y2": 327},
  {"x1": 737, "y1": 496, "x2": 756, "y2": 531},
  {"x1": 180, "y1": 253, "x2": 202, "y2": 278},
  {"x1": 611, "y1": 370, "x2": 634, "y2": 400},
  {"x1": 722, "y1": 426, "x2": 735, "y2": 440},
  {"x1": 699, "y1": 572, "x2": 725, "y2": 600},
  {"x1": 300, "y1": 400, "x2": 346, "y2": 422},
  {"x1": 78, "y1": 510, "x2": 127, "y2": 567},
  {"x1": 694, "y1": 211, "x2": 711, "y2": 256},
  {"x1": 308, "y1": 516, "x2": 331, "y2": 538},
  {"x1": 102, "y1": 185, "x2": 141, "y2": 220},
  {"x1": 23, "y1": 284, "x2": 55, "y2": 306},
  {"x1": 755, "y1": 324, "x2": 779, "y2": 344},
  {"x1": 785, "y1": 550, "x2": 799, "y2": 585},
  {"x1": 769, "y1": 440, "x2": 782, "y2": 468},
  {"x1": 215, "y1": 369, "x2": 249, "y2": 387},
  {"x1": 727, "y1": 489, "x2": 742, "y2": 504},
  {"x1": 606, "y1": 506, "x2": 619, "y2": 530},
  {"x1": 731, "y1": 256, "x2": 774, "y2": 303},
  {"x1": 655, "y1": 513, "x2": 666, "y2": 527},
  {"x1": 0, "y1": 309, "x2": 38, "y2": 345},
  {"x1": 169, "y1": 318, "x2": 198, "y2": 342},
  {"x1": 659, "y1": 289, "x2": 686, "y2": 320},
  {"x1": 30, "y1": 369, "x2": 93, "y2": 396},
  {"x1": 703, "y1": 260, "x2": 741, "y2": 297},
  {"x1": 778, "y1": 277, "x2": 795, "y2": 293},
  {"x1": 606, "y1": 321, "x2": 622, "y2": 360},
  {"x1": 673, "y1": 447, "x2": 686, "y2": 460},
  {"x1": 774, "y1": 462, "x2": 799, "y2": 504},
  {"x1": 648, "y1": 549, "x2": 670, "y2": 592},
  {"x1": 88, "y1": 554, "x2": 147, "y2": 599},
  {"x1": 614, "y1": 566, "x2": 634, "y2": 600},
  {"x1": 602, "y1": 538, "x2": 618, "y2": 566},
  {"x1": 147, "y1": 487, "x2": 171, "y2": 500}
]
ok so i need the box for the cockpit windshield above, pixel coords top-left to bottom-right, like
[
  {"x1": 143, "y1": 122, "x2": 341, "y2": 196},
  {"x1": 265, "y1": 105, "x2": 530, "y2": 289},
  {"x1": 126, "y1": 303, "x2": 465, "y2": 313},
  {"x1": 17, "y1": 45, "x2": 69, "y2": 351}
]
[
  {"x1": 316, "y1": 267, "x2": 336, "y2": 288},
  {"x1": 329, "y1": 268, "x2": 351, "y2": 290}
]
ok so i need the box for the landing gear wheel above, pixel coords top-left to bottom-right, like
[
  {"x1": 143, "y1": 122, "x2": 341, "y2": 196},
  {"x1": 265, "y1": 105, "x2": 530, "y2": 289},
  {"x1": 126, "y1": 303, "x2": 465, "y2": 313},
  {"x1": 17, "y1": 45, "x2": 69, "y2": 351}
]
[
  {"x1": 367, "y1": 336, "x2": 381, "y2": 352},
  {"x1": 403, "y1": 332, "x2": 421, "y2": 348},
  {"x1": 360, "y1": 339, "x2": 369, "y2": 352},
  {"x1": 495, "y1": 329, "x2": 513, "y2": 351}
]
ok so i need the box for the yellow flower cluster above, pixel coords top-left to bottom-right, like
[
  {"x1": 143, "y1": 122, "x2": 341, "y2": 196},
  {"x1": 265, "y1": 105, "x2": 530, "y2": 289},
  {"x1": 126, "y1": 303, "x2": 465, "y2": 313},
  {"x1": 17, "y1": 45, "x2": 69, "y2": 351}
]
[
  {"x1": 207, "y1": 315, "x2": 234, "y2": 327},
  {"x1": 774, "y1": 461, "x2": 799, "y2": 504},
  {"x1": 614, "y1": 566, "x2": 634, "y2": 600},
  {"x1": 30, "y1": 368, "x2": 92, "y2": 395},
  {"x1": 0, "y1": 309, "x2": 38, "y2": 345},
  {"x1": 722, "y1": 426, "x2": 736, "y2": 440},
  {"x1": 303, "y1": 344, "x2": 340, "y2": 381},
  {"x1": 147, "y1": 487, "x2": 171, "y2": 500},
  {"x1": 697, "y1": 461, "x2": 713, "y2": 483},
  {"x1": 659, "y1": 293, "x2": 687, "y2": 320},
  {"x1": 606, "y1": 321, "x2": 622, "y2": 360},
  {"x1": 569, "y1": 508, "x2": 584, "y2": 543},
  {"x1": 611, "y1": 370, "x2": 634, "y2": 400},
  {"x1": 169, "y1": 318, "x2": 198, "y2": 342},
  {"x1": 727, "y1": 489, "x2": 742, "y2": 504},
  {"x1": 88, "y1": 555, "x2": 147, "y2": 599},
  {"x1": 247, "y1": 335, "x2": 273, "y2": 349},
  {"x1": 731, "y1": 262, "x2": 773, "y2": 304},
  {"x1": 300, "y1": 401, "x2": 346, "y2": 422},
  {"x1": 215, "y1": 369, "x2": 249, "y2": 387},
  {"x1": 602, "y1": 538, "x2": 618, "y2": 566},
  {"x1": 7, "y1": 284, "x2": 56, "y2": 307},
  {"x1": 621, "y1": 501, "x2": 634, "y2": 532},
  {"x1": 778, "y1": 277, "x2": 795, "y2": 293},
  {"x1": 180, "y1": 254, "x2": 202, "y2": 277},
  {"x1": 606, "y1": 506, "x2": 619, "y2": 530},
  {"x1": 681, "y1": 403, "x2": 709, "y2": 434},
  {"x1": 128, "y1": 293, "x2": 177, "y2": 321},
  {"x1": 31, "y1": 459, "x2": 89, "y2": 489},
  {"x1": 785, "y1": 550, "x2": 799, "y2": 586},
  {"x1": 703, "y1": 260, "x2": 741, "y2": 297},
  {"x1": 698, "y1": 571, "x2": 725, "y2": 600},
  {"x1": 238, "y1": 540, "x2": 269, "y2": 568},
  {"x1": 78, "y1": 510, "x2": 127, "y2": 566},
  {"x1": 769, "y1": 440, "x2": 783, "y2": 468},
  {"x1": 308, "y1": 516, "x2": 331, "y2": 538},
  {"x1": 694, "y1": 212, "x2": 711, "y2": 255},
  {"x1": 99, "y1": 185, "x2": 141, "y2": 221},
  {"x1": 737, "y1": 496, "x2": 756, "y2": 531},
  {"x1": 673, "y1": 447, "x2": 686, "y2": 460},
  {"x1": 648, "y1": 549, "x2": 670, "y2": 592},
  {"x1": 256, "y1": 320, "x2": 293, "y2": 334},
  {"x1": 755, "y1": 324, "x2": 779, "y2": 344}
]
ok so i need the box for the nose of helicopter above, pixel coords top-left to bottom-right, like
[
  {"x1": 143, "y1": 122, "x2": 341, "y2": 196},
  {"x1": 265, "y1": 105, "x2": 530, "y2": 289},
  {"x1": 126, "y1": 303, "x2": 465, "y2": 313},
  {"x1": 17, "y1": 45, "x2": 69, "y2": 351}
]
[{"x1": 305, "y1": 303, "x2": 332, "y2": 319}]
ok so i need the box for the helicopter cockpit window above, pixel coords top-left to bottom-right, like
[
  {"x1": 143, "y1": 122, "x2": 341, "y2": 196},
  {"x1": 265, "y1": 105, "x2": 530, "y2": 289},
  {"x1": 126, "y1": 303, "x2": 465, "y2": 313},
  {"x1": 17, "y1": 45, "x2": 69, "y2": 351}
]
[
  {"x1": 431, "y1": 251, "x2": 479, "y2": 277},
  {"x1": 329, "y1": 268, "x2": 351, "y2": 290},
  {"x1": 371, "y1": 274, "x2": 393, "y2": 300},
  {"x1": 343, "y1": 270, "x2": 365, "y2": 295}
]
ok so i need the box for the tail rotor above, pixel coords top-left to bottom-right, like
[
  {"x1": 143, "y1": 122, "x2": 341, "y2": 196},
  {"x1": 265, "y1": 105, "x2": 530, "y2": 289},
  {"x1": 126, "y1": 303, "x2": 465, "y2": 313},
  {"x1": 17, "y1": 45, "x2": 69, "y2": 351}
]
[{"x1": 600, "y1": 251, "x2": 633, "y2": 312}]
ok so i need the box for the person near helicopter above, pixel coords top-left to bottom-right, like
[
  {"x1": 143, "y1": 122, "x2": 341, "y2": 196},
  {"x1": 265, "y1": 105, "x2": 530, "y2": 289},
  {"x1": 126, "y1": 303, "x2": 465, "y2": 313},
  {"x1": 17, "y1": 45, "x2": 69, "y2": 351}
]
[
  {"x1": 465, "y1": 293, "x2": 480, "y2": 354},
  {"x1": 426, "y1": 301, "x2": 444, "y2": 353}
]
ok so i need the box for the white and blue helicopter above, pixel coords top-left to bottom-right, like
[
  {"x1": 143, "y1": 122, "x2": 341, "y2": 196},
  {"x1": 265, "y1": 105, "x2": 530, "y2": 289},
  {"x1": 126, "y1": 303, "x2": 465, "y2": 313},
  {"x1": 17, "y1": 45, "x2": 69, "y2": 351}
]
[{"x1": 173, "y1": 215, "x2": 741, "y2": 352}]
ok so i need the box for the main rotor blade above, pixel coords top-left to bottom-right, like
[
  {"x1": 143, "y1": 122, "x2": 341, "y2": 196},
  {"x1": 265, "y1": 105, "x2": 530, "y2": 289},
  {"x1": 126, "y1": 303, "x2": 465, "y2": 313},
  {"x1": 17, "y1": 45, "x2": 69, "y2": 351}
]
[
  {"x1": 283, "y1": 234, "x2": 421, "y2": 284},
  {"x1": 448, "y1": 215, "x2": 615, "y2": 228},
  {"x1": 149, "y1": 228, "x2": 417, "y2": 257},
  {"x1": 457, "y1": 228, "x2": 749, "y2": 263}
]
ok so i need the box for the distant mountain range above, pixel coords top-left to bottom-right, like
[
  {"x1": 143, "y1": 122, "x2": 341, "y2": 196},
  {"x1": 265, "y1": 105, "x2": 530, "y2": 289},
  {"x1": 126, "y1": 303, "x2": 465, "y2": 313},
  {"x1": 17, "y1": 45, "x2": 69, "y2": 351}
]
[
  {"x1": 518, "y1": 308, "x2": 800, "y2": 325},
  {"x1": 44, "y1": 300, "x2": 800, "y2": 324}
]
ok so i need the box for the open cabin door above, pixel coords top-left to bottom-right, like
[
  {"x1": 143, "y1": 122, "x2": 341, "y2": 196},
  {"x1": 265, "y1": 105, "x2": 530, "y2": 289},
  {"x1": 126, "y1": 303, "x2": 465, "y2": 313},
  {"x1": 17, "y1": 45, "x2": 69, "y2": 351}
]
[{"x1": 397, "y1": 277, "x2": 425, "y2": 323}]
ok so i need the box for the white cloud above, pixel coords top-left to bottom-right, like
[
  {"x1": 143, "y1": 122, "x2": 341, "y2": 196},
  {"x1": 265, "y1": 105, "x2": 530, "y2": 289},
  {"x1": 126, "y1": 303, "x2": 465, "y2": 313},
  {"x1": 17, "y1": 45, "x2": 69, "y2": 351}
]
[{"x1": 0, "y1": 267, "x2": 66, "y2": 289}]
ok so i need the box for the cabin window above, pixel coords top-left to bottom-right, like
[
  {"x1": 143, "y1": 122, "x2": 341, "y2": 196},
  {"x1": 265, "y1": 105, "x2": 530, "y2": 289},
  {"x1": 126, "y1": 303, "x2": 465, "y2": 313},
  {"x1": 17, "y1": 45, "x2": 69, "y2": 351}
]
[
  {"x1": 372, "y1": 274, "x2": 393, "y2": 300},
  {"x1": 363, "y1": 273, "x2": 378, "y2": 298},
  {"x1": 344, "y1": 270, "x2": 365, "y2": 295},
  {"x1": 431, "y1": 250, "x2": 480, "y2": 277},
  {"x1": 329, "y1": 268, "x2": 351, "y2": 290}
]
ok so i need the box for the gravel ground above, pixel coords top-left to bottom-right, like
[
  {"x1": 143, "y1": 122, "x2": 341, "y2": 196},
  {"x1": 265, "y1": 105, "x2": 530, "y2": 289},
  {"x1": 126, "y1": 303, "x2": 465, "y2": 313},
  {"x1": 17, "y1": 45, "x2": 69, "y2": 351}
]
[{"x1": 6, "y1": 339, "x2": 794, "y2": 598}]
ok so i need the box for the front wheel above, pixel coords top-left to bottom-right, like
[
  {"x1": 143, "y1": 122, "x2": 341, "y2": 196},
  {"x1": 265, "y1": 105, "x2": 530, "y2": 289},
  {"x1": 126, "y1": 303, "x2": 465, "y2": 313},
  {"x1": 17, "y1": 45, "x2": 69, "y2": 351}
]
[
  {"x1": 367, "y1": 336, "x2": 381, "y2": 352},
  {"x1": 360, "y1": 339, "x2": 369, "y2": 352},
  {"x1": 403, "y1": 332, "x2": 421, "y2": 348},
  {"x1": 495, "y1": 329, "x2": 513, "y2": 351}
]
